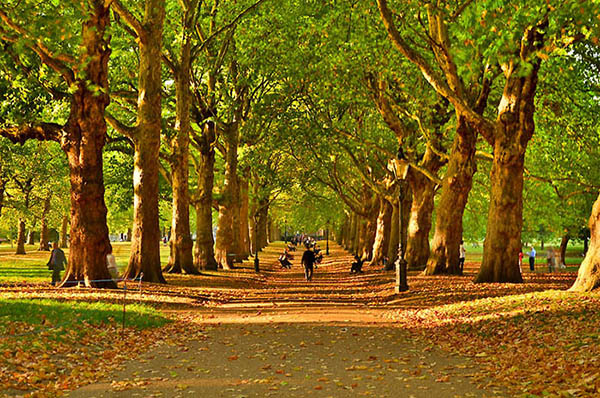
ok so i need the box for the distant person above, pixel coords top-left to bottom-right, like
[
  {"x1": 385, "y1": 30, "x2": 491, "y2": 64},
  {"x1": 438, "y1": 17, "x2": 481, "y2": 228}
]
[
  {"x1": 278, "y1": 249, "x2": 292, "y2": 269},
  {"x1": 459, "y1": 240, "x2": 466, "y2": 273},
  {"x1": 547, "y1": 247, "x2": 556, "y2": 273},
  {"x1": 527, "y1": 246, "x2": 536, "y2": 272},
  {"x1": 301, "y1": 247, "x2": 316, "y2": 281},
  {"x1": 518, "y1": 248, "x2": 523, "y2": 273},
  {"x1": 106, "y1": 246, "x2": 119, "y2": 280},
  {"x1": 47, "y1": 242, "x2": 67, "y2": 286}
]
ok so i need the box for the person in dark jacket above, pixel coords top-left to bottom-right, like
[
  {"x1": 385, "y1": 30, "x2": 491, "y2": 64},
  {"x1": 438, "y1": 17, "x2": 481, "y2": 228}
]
[
  {"x1": 301, "y1": 248, "x2": 316, "y2": 281},
  {"x1": 47, "y1": 242, "x2": 67, "y2": 286}
]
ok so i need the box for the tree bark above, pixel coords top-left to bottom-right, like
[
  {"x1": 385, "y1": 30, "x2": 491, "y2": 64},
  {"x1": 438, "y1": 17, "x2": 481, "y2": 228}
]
[
  {"x1": 559, "y1": 235, "x2": 569, "y2": 267},
  {"x1": 16, "y1": 219, "x2": 26, "y2": 255},
  {"x1": 27, "y1": 228, "x2": 36, "y2": 245},
  {"x1": 59, "y1": 214, "x2": 69, "y2": 248},
  {"x1": 193, "y1": 123, "x2": 218, "y2": 271},
  {"x1": 123, "y1": 0, "x2": 166, "y2": 283},
  {"x1": 371, "y1": 198, "x2": 392, "y2": 265},
  {"x1": 360, "y1": 201, "x2": 379, "y2": 261},
  {"x1": 475, "y1": 38, "x2": 544, "y2": 283},
  {"x1": 164, "y1": 25, "x2": 196, "y2": 274},
  {"x1": 38, "y1": 195, "x2": 51, "y2": 251},
  {"x1": 256, "y1": 199, "x2": 269, "y2": 250},
  {"x1": 405, "y1": 171, "x2": 436, "y2": 270},
  {"x1": 424, "y1": 116, "x2": 476, "y2": 275},
  {"x1": 570, "y1": 194, "x2": 600, "y2": 291},
  {"x1": 215, "y1": 125, "x2": 240, "y2": 269},
  {"x1": 238, "y1": 177, "x2": 251, "y2": 259}
]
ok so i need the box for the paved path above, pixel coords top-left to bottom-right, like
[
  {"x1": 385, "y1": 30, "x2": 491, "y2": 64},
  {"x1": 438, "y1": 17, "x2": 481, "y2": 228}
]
[{"x1": 68, "y1": 243, "x2": 504, "y2": 398}]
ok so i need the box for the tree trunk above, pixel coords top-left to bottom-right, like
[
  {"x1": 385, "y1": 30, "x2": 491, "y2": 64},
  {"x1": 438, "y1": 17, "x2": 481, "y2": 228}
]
[
  {"x1": 16, "y1": 219, "x2": 26, "y2": 255},
  {"x1": 59, "y1": 2, "x2": 115, "y2": 288},
  {"x1": 559, "y1": 235, "x2": 569, "y2": 267},
  {"x1": 570, "y1": 194, "x2": 600, "y2": 291},
  {"x1": 124, "y1": 0, "x2": 166, "y2": 283},
  {"x1": 386, "y1": 201, "x2": 399, "y2": 270},
  {"x1": 371, "y1": 198, "x2": 392, "y2": 265},
  {"x1": 59, "y1": 214, "x2": 69, "y2": 248},
  {"x1": 27, "y1": 229, "x2": 36, "y2": 245},
  {"x1": 361, "y1": 202, "x2": 379, "y2": 261},
  {"x1": 405, "y1": 171, "x2": 436, "y2": 270},
  {"x1": 0, "y1": 174, "x2": 5, "y2": 217},
  {"x1": 256, "y1": 200, "x2": 269, "y2": 250},
  {"x1": 193, "y1": 123, "x2": 218, "y2": 271},
  {"x1": 424, "y1": 116, "x2": 476, "y2": 275},
  {"x1": 38, "y1": 195, "x2": 51, "y2": 251},
  {"x1": 164, "y1": 29, "x2": 195, "y2": 275},
  {"x1": 215, "y1": 125, "x2": 240, "y2": 269},
  {"x1": 238, "y1": 177, "x2": 250, "y2": 259}
]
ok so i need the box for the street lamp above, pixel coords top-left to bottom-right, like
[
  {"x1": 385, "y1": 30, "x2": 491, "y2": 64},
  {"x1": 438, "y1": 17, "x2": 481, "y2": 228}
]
[
  {"x1": 394, "y1": 147, "x2": 410, "y2": 293},
  {"x1": 326, "y1": 219, "x2": 330, "y2": 255}
]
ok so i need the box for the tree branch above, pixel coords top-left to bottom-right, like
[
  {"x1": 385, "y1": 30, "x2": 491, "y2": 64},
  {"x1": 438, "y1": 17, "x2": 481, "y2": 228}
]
[{"x1": 110, "y1": 0, "x2": 147, "y2": 43}]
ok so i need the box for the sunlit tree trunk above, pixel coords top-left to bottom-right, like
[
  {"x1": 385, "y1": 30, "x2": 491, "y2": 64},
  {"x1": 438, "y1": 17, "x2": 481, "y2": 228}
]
[
  {"x1": 570, "y1": 194, "x2": 600, "y2": 292},
  {"x1": 386, "y1": 201, "x2": 399, "y2": 270},
  {"x1": 371, "y1": 198, "x2": 392, "y2": 265},
  {"x1": 559, "y1": 235, "x2": 569, "y2": 267},
  {"x1": 215, "y1": 125, "x2": 240, "y2": 269},
  {"x1": 238, "y1": 177, "x2": 250, "y2": 259},
  {"x1": 193, "y1": 123, "x2": 218, "y2": 271},
  {"x1": 124, "y1": 0, "x2": 166, "y2": 283},
  {"x1": 424, "y1": 116, "x2": 476, "y2": 276},
  {"x1": 164, "y1": 26, "x2": 195, "y2": 274},
  {"x1": 405, "y1": 171, "x2": 436, "y2": 270}
]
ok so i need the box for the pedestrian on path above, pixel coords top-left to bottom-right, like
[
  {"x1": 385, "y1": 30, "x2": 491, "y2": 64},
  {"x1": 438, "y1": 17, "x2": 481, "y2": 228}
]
[
  {"x1": 527, "y1": 246, "x2": 536, "y2": 272},
  {"x1": 301, "y1": 247, "x2": 316, "y2": 281},
  {"x1": 459, "y1": 240, "x2": 466, "y2": 273},
  {"x1": 106, "y1": 246, "x2": 119, "y2": 280},
  {"x1": 47, "y1": 241, "x2": 66, "y2": 286}
]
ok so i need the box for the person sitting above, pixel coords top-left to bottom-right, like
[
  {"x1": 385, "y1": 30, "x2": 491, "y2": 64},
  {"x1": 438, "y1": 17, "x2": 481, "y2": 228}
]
[
  {"x1": 315, "y1": 252, "x2": 323, "y2": 266},
  {"x1": 287, "y1": 242, "x2": 296, "y2": 251},
  {"x1": 279, "y1": 250, "x2": 292, "y2": 269},
  {"x1": 350, "y1": 255, "x2": 364, "y2": 274}
]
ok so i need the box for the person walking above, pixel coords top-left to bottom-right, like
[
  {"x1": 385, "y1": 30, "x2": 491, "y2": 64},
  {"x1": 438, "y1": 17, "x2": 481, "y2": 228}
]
[
  {"x1": 459, "y1": 240, "x2": 466, "y2": 274},
  {"x1": 528, "y1": 246, "x2": 536, "y2": 272},
  {"x1": 106, "y1": 246, "x2": 119, "y2": 280},
  {"x1": 518, "y1": 248, "x2": 523, "y2": 273},
  {"x1": 47, "y1": 242, "x2": 67, "y2": 286},
  {"x1": 301, "y1": 247, "x2": 316, "y2": 281},
  {"x1": 547, "y1": 247, "x2": 556, "y2": 273}
]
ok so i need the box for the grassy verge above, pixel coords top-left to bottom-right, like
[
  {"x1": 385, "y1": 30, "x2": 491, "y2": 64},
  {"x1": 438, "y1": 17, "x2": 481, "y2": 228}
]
[{"x1": 0, "y1": 298, "x2": 170, "y2": 396}]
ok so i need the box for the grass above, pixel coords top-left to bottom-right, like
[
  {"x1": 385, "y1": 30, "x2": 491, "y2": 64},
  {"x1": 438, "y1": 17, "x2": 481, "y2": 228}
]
[
  {"x1": 464, "y1": 242, "x2": 585, "y2": 267},
  {"x1": 0, "y1": 241, "x2": 172, "y2": 283},
  {"x1": 0, "y1": 298, "x2": 169, "y2": 331}
]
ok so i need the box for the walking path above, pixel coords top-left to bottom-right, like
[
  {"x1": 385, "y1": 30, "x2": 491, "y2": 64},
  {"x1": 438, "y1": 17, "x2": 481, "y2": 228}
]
[{"x1": 68, "y1": 243, "x2": 504, "y2": 398}]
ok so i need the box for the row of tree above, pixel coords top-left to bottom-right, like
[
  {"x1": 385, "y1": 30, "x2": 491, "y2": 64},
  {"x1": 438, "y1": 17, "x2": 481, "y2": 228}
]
[{"x1": 1, "y1": 0, "x2": 600, "y2": 291}]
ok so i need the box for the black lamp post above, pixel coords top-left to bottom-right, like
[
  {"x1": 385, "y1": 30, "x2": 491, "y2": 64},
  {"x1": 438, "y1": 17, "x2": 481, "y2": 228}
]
[
  {"x1": 326, "y1": 220, "x2": 330, "y2": 255},
  {"x1": 395, "y1": 147, "x2": 409, "y2": 293},
  {"x1": 253, "y1": 214, "x2": 260, "y2": 272}
]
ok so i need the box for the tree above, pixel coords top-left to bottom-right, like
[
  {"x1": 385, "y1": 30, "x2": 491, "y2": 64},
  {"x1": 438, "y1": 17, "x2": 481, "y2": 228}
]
[{"x1": 0, "y1": 1, "x2": 115, "y2": 288}]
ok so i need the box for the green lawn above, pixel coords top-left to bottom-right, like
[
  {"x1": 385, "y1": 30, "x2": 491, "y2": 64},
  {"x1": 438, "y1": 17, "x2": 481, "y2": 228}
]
[
  {"x1": 464, "y1": 242, "x2": 585, "y2": 267},
  {"x1": 0, "y1": 242, "x2": 171, "y2": 283}
]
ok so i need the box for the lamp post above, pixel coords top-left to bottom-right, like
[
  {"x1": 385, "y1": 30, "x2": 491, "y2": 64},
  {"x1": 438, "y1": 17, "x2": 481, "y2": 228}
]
[
  {"x1": 326, "y1": 220, "x2": 330, "y2": 255},
  {"x1": 284, "y1": 219, "x2": 287, "y2": 243},
  {"x1": 253, "y1": 214, "x2": 260, "y2": 272},
  {"x1": 395, "y1": 148, "x2": 409, "y2": 293}
]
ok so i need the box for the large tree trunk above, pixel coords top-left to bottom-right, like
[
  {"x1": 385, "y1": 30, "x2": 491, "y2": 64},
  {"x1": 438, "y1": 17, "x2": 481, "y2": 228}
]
[
  {"x1": 215, "y1": 125, "x2": 240, "y2": 269},
  {"x1": 193, "y1": 123, "x2": 218, "y2": 271},
  {"x1": 164, "y1": 28, "x2": 195, "y2": 275},
  {"x1": 60, "y1": 2, "x2": 115, "y2": 288},
  {"x1": 26, "y1": 229, "x2": 36, "y2": 245},
  {"x1": 16, "y1": 219, "x2": 26, "y2": 255},
  {"x1": 124, "y1": 0, "x2": 166, "y2": 283},
  {"x1": 405, "y1": 171, "x2": 436, "y2": 270},
  {"x1": 475, "y1": 58, "x2": 543, "y2": 283},
  {"x1": 424, "y1": 116, "x2": 476, "y2": 275},
  {"x1": 570, "y1": 194, "x2": 600, "y2": 292},
  {"x1": 0, "y1": 174, "x2": 4, "y2": 217},
  {"x1": 371, "y1": 198, "x2": 392, "y2": 266},
  {"x1": 38, "y1": 195, "x2": 51, "y2": 251},
  {"x1": 59, "y1": 214, "x2": 69, "y2": 248}
]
